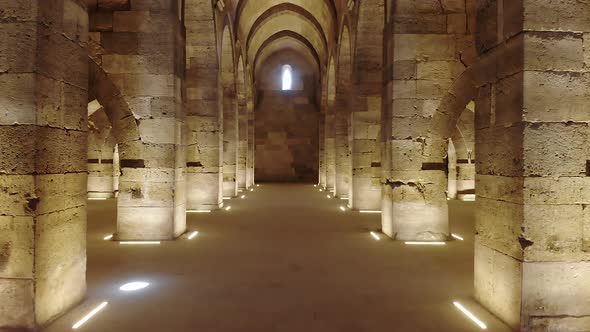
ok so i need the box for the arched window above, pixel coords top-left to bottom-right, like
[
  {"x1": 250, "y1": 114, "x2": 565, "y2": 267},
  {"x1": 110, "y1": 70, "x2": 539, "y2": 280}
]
[{"x1": 281, "y1": 65, "x2": 292, "y2": 91}]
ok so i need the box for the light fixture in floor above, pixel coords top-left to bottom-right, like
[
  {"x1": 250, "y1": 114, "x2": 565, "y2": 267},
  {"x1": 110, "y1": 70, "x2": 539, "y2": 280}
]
[
  {"x1": 240, "y1": 195, "x2": 246, "y2": 199},
  {"x1": 103, "y1": 234, "x2": 113, "y2": 241},
  {"x1": 404, "y1": 241, "x2": 446, "y2": 246},
  {"x1": 451, "y1": 233, "x2": 464, "y2": 241},
  {"x1": 339, "y1": 206, "x2": 346, "y2": 211},
  {"x1": 250, "y1": 188, "x2": 254, "y2": 192},
  {"x1": 359, "y1": 210, "x2": 381, "y2": 214},
  {"x1": 340, "y1": 197, "x2": 348, "y2": 200},
  {"x1": 453, "y1": 301, "x2": 487, "y2": 329},
  {"x1": 370, "y1": 232, "x2": 381, "y2": 241},
  {"x1": 120, "y1": 241, "x2": 161, "y2": 245},
  {"x1": 314, "y1": 184, "x2": 317, "y2": 187},
  {"x1": 327, "y1": 194, "x2": 332, "y2": 199},
  {"x1": 72, "y1": 301, "x2": 107, "y2": 329},
  {"x1": 223, "y1": 197, "x2": 232, "y2": 200},
  {"x1": 225, "y1": 206, "x2": 232, "y2": 211},
  {"x1": 188, "y1": 231, "x2": 199, "y2": 240},
  {"x1": 88, "y1": 197, "x2": 107, "y2": 201},
  {"x1": 187, "y1": 210, "x2": 211, "y2": 213},
  {"x1": 120, "y1": 281, "x2": 150, "y2": 292},
  {"x1": 319, "y1": 188, "x2": 324, "y2": 192},
  {"x1": 461, "y1": 194, "x2": 476, "y2": 201},
  {"x1": 256, "y1": 184, "x2": 260, "y2": 187}
]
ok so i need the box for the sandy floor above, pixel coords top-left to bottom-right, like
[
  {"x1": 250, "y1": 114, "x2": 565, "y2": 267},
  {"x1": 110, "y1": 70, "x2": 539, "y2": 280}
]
[{"x1": 44, "y1": 184, "x2": 510, "y2": 332}]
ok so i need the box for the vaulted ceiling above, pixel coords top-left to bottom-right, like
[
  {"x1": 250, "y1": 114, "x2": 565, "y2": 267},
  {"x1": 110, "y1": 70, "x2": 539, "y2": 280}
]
[{"x1": 231, "y1": 0, "x2": 339, "y2": 76}]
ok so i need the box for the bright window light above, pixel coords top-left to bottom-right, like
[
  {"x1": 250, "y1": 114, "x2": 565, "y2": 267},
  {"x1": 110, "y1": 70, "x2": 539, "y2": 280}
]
[
  {"x1": 72, "y1": 302, "x2": 108, "y2": 329},
  {"x1": 370, "y1": 232, "x2": 381, "y2": 241},
  {"x1": 103, "y1": 234, "x2": 113, "y2": 241},
  {"x1": 404, "y1": 241, "x2": 446, "y2": 246},
  {"x1": 282, "y1": 64, "x2": 293, "y2": 91},
  {"x1": 360, "y1": 210, "x2": 381, "y2": 214},
  {"x1": 452, "y1": 233, "x2": 464, "y2": 241},
  {"x1": 120, "y1": 241, "x2": 161, "y2": 245},
  {"x1": 453, "y1": 301, "x2": 487, "y2": 329},
  {"x1": 188, "y1": 231, "x2": 199, "y2": 240},
  {"x1": 120, "y1": 281, "x2": 150, "y2": 292}
]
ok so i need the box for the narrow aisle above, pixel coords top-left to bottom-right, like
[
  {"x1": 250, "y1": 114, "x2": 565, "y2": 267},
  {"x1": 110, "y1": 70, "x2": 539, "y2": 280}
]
[{"x1": 44, "y1": 184, "x2": 510, "y2": 332}]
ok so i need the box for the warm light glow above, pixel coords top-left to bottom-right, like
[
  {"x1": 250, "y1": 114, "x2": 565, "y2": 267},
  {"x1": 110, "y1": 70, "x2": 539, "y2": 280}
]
[
  {"x1": 282, "y1": 65, "x2": 292, "y2": 91},
  {"x1": 223, "y1": 197, "x2": 232, "y2": 200},
  {"x1": 250, "y1": 188, "x2": 254, "y2": 192},
  {"x1": 225, "y1": 206, "x2": 232, "y2": 211},
  {"x1": 453, "y1": 301, "x2": 487, "y2": 329},
  {"x1": 360, "y1": 210, "x2": 381, "y2": 214},
  {"x1": 452, "y1": 233, "x2": 464, "y2": 241},
  {"x1": 120, "y1": 281, "x2": 150, "y2": 292},
  {"x1": 188, "y1": 231, "x2": 199, "y2": 240},
  {"x1": 314, "y1": 184, "x2": 317, "y2": 187},
  {"x1": 370, "y1": 232, "x2": 381, "y2": 241},
  {"x1": 405, "y1": 241, "x2": 446, "y2": 246},
  {"x1": 72, "y1": 302, "x2": 108, "y2": 329},
  {"x1": 187, "y1": 210, "x2": 211, "y2": 213},
  {"x1": 120, "y1": 241, "x2": 161, "y2": 245},
  {"x1": 461, "y1": 194, "x2": 476, "y2": 201},
  {"x1": 241, "y1": 195, "x2": 246, "y2": 199},
  {"x1": 340, "y1": 197, "x2": 348, "y2": 200},
  {"x1": 319, "y1": 188, "x2": 323, "y2": 192},
  {"x1": 327, "y1": 195, "x2": 332, "y2": 199},
  {"x1": 103, "y1": 234, "x2": 113, "y2": 241},
  {"x1": 256, "y1": 184, "x2": 260, "y2": 187},
  {"x1": 88, "y1": 197, "x2": 107, "y2": 201},
  {"x1": 339, "y1": 206, "x2": 346, "y2": 211}
]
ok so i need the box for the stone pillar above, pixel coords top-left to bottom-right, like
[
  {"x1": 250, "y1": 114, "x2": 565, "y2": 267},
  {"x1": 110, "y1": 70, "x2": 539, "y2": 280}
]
[
  {"x1": 0, "y1": 0, "x2": 88, "y2": 328},
  {"x1": 318, "y1": 114, "x2": 326, "y2": 186},
  {"x1": 350, "y1": 111, "x2": 381, "y2": 209},
  {"x1": 95, "y1": 3, "x2": 186, "y2": 239},
  {"x1": 447, "y1": 139, "x2": 457, "y2": 199},
  {"x1": 324, "y1": 113, "x2": 336, "y2": 191},
  {"x1": 474, "y1": 1, "x2": 590, "y2": 330},
  {"x1": 88, "y1": 109, "x2": 116, "y2": 198},
  {"x1": 185, "y1": 1, "x2": 222, "y2": 210},
  {"x1": 246, "y1": 94, "x2": 255, "y2": 188},
  {"x1": 237, "y1": 86, "x2": 248, "y2": 191},
  {"x1": 222, "y1": 80, "x2": 238, "y2": 197},
  {"x1": 334, "y1": 111, "x2": 350, "y2": 197}
]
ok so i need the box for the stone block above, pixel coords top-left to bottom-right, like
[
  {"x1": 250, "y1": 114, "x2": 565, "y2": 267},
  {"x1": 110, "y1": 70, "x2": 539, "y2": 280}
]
[
  {"x1": 475, "y1": 196, "x2": 523, "y2": 259},
  {"x1": 0, "y1": 22, "x2": 37, "y2": 73},
  {"x1": 117, "y1": 206, "x2": 175, "y2": 240},
  {"x1": 0, "y1": 279, "x2": 34, "y2": 329},
  {"x1": 0, "y1": 74, "x2": 36, "y2": 125},
  {"x1": 0, "y1": 216, "x2": 34, "y2": 279}
]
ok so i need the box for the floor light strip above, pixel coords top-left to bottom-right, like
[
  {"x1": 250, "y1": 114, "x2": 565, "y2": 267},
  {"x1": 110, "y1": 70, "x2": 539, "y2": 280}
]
[
  {"x1": 319, "y1": 188, "x2": 324, "y2": 192},
  {"x1": 453, "y1": 301, "x2": 487, "y2": 329},
  {"x1": 359, "y1": 210, "x2": 381, "y2": 214},
  {"x1": 451, "y1": 233, "x2": 464, "y2": 241},
  {"x1": 340, "y1": 197, "x2": 348, "y2": 200},
  {"x1": 72, "y1": 302, "x2": 108, "y2": 329},
  {"x1": 120, "y1": 281, "x2": 149, "y2": 292},
  {"x1": 370, "y1": 232, "x2": 381, "y2": 241},
  {"x1": 103, "y1": 234, "x2": 113, "y2": 241},
  {"x1": 188, "y1": 231, "x2": 199, "y2": 240},
  {"x1": 339, "y1": 206, "x2": 346, "y2": 211},
  {"x1": 405, "y1": 241, "x2": 446, "y2": 246},
  {"x1": 187, "y1": 210, "x2": 211, "y2": 213},
  {"x1": 327, "y1": 194, "x2": 332, "y2": 199},
  {"x1": 120, "y1": 241, "x2": 161, "y2": 245},
  {"x1": 88, "y1": 197, "x2": 107, "y2": 201},
  {"x1": 241, "y1": 195, "x2": 246, "y2": 199},
  {"x1": 225, "y1": 206, "x2": 232, "y2": 211}
]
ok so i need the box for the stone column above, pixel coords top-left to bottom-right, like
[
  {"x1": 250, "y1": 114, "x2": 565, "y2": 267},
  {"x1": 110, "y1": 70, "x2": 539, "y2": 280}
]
[
  {"x1": 96, "y1": 3, "x2": 186, "y2": 239},
  {"x1": 0, "y1": 0, "x2": 88, "y2": 328},
  {"x1": 334, "y1": 111, "x2": 350, "y2": 197},
  {"x1": 350, "y1": 111, "x2": 381, "y2": 209},
  {"x1": 324, "y1": 113, "x2": 336, "y2": 191},
  {"x1": 318, "y1": 114, "x2": 326, "y2": 187},
  {"x1": 237, "y1": 85, "x2": 248, "y2": 191},
  {"x1": 222, "y1": 79, "x2": 238, "y2": 197},
  {"x1": 246, "y1": 94, "x2": 255, "y2": 187},
  {"x1": 185, "y1": 1, "x2": 222, "y2": 210},
  {"x1": 474, "y1": 1, "x2": 590, "y2": 330}
]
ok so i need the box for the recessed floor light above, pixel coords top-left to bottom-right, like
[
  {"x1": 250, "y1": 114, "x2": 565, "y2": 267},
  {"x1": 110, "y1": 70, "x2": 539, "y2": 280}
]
[
  {"x1": 188, "y1": 231, "x2": 199, "y2": 240},
  {"x1": 225, "y1": 206, "x2": 232, "y2": 211},
  {"x1": 404, "y1": 241, "x2": 446, "y2": 246},
  {"x1": 223, "y1": 197, "x2": 232, "y2": 200},
  {"x1": 340, "y1": 197, "x2": 348, "y2": 200},
  {"x1": 451, "y1": 233, "x2": 464, "y2": 241},
  {"x1": 319, "y1": 188, "x2": 324, "y2": 192},
  {"x1": 187, "y1": 210, "x2": 211, "y2": 213},
  {"x1": 120, "y1": 241, "x2": 161, "y2": 245},
  {"x1": 120, "y1": 281, "x2": 150, "y2": 292},
  {"x1": 103, "y1": 234, "x2": 113, "y2": 241},
  {"x1": 241, "y1": 195, "x2": 246, "y2": 199},
  {"x1": 314, "y1": 184, "x2": 317, "y2": 187},
  {"x1": 370, "y1": 232, "x2": 381, "y2": 241},
  {"x1": 339, "y1": 206, "x2": 346, "y2": 211},
  {"x1": 360, "y1": 210, "x2": 381, "y2": 214},
  {"x1": 256, "y1": 184, "x2": 260, "y2": 187},
  {"x1": 72, "y1": 302, "x2": 107, "y2": 329},
  {"x1": 88, "y1": 197, "x2": 107, "y2": 201},
  {"x1": 453, "y1": 301, "x2": 487, "y2": 329},
  {"x1": 250, "y1": 188, "x2": 254, "y2": 192},
  {"x1": 327, "y1": 195, "x2": 332, "y2": 199}
]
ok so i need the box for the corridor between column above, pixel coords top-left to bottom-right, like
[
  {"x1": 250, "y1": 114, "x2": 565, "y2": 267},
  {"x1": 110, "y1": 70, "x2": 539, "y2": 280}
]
[{"x1": 44, "y1": 184, "x2": 509, "y2": 332}]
